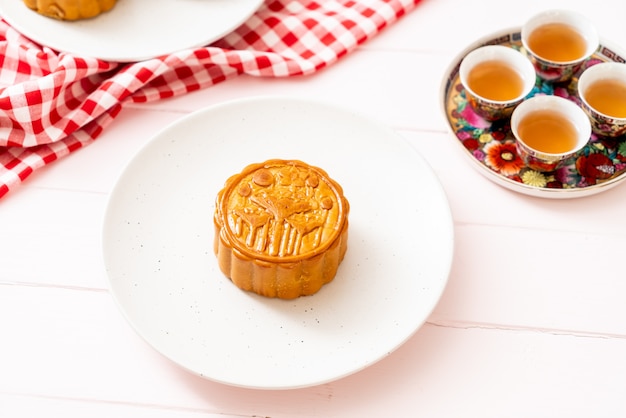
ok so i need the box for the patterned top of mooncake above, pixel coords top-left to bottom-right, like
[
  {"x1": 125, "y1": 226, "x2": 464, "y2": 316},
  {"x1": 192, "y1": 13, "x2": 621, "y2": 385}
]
[{"x1": 215, "y1": 159, "x2": 348, "y2": 262}]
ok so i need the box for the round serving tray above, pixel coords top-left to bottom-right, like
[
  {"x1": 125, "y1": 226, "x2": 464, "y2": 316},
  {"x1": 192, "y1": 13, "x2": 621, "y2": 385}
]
[{"x1": 441, "y1": 28, "x2": 626, "y2": 199}]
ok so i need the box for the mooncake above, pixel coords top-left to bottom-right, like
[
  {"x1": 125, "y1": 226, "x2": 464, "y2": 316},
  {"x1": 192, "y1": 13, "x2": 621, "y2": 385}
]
[
  {"x1": 214, "y1": 159, "x2": 349, "y2": 299},
  {"x1": 23, "y1": 0, "x2": 117, "y2": 21}
]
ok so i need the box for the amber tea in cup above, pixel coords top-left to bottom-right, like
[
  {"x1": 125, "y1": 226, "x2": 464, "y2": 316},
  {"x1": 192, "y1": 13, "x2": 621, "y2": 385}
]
[
  {"x1": 526, "y1": 22, "x2": 588, "y2": 63},
  {"x1": 511, "y1": 95, "x2": 590, "y2": 172},
  {"x1": 578, "y1": 62, "x2": 626, "y2": 137},
  {"x1": 516, "y1": 109, "x2": 578, "y2": 154},
  {"x1": 521, "y1": 10, "x2": 599, "y2": 83},
  {"x1": 459, "y1": 45, "x2": 536, "y2": 121},
  {"x1": 466, "y1": 60, "x2": 525, "y2": 101},
  {"x1": 583, "y1": 79, "x2": 626, "y2": 118}
]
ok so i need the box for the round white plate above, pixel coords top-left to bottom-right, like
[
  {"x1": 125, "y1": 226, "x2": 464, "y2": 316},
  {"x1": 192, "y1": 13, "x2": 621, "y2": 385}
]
[
  {"x1": 0, "y1": 0, "x2": 264, "y2": 62},
  {"x1": 102, "y1": 96, "x2": 454, "y2": 389}
]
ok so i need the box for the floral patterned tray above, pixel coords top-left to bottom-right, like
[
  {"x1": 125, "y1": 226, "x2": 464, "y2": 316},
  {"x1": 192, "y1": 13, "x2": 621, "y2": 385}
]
[{"x1": 442, "y1": 28, "x2": 626, "y2": 198}]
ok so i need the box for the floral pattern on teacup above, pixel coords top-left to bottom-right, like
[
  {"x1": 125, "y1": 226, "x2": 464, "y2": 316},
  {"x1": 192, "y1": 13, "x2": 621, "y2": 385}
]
[
  {"x1": 526, "y1": 54, "x2": 585, "y2": 84},
  {"x1": 579, "y1": 100, "x2": 626, "y2": 138}
]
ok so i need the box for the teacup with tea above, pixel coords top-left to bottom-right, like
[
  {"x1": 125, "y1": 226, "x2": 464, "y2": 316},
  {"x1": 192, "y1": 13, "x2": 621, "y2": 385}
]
[
  {"x1": 521, "y1": 9, "x2": 599, "y2": 83},
  {"x1": 578, "y1": 62, "x2": 626, "y2": 137},
  {"x1": 459, "y1": 45, "x2": 536, "y2": 121},
  {"x1": 511, "y1": 95, "x2": 591, "y2": 172}
]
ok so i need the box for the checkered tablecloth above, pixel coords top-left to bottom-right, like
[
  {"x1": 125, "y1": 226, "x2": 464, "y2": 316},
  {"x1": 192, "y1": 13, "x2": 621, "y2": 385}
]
[{"x1": 0, "y1": 0, "x2": 421, "y2": 199}]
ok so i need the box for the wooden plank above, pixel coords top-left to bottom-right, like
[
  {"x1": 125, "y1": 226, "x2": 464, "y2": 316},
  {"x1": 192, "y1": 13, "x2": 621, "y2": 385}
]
[{"x1": 1, "y1": 285, "x2": 625, "y2": 417}]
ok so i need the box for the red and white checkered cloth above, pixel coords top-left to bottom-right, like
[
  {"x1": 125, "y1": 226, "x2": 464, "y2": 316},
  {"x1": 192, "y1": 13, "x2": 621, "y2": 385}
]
[{"x1": 0, "y1": 0, "x2": 421, "y2": 199}]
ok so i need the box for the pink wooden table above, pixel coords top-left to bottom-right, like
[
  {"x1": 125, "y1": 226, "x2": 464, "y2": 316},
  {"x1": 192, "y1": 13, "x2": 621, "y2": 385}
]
[{"x1": 2, "y1": 0, "x2": 626, "y2": 416}]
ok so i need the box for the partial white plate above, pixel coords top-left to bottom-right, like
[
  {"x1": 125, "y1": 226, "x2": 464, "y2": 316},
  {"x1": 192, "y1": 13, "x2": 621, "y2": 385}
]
[
  {"x1": 102, "y1": 96, "x2": 454, "y2": 389},
  {"x1": 0, "y1": 0, "x2": 264, "y2": 62}
]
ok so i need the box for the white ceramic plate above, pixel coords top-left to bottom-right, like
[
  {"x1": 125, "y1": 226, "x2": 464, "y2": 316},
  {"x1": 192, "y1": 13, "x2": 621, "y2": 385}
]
[
  {"x1": 102, "y1": 96, "x2": 454, "y2": 389},
  {"x1": 0, "y1": 0, "x2": 264, "y2": 62}
]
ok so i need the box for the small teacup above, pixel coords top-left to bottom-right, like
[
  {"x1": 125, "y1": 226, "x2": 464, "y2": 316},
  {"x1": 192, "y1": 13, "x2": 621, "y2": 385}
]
[
  {"x1": 459, "y1": 45, "x2": 536, "y2": 121},
  {"x1": 577, "y1": 62, "x2": 626, "y2": 137},
  {"x1": 521, "y1": 9, "x2": 599, "y2": 83},
  {"x1": 511, "y1": 95, "x2": 591, "y2": 172}
]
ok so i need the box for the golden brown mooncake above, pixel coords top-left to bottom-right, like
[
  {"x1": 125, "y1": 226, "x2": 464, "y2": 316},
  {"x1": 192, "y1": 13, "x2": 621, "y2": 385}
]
[
  {"x1": 23, "y1": 0, "x2": 117, "y2": 21},
  {"x1": 214, "y1": 159, "x2": 349, "y2": 299}
]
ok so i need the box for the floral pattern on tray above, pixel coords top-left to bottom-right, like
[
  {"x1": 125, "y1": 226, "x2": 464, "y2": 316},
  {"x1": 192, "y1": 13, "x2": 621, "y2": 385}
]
[{"x1": 444, "y1": 31, "x2": 626, "y2": 192}]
